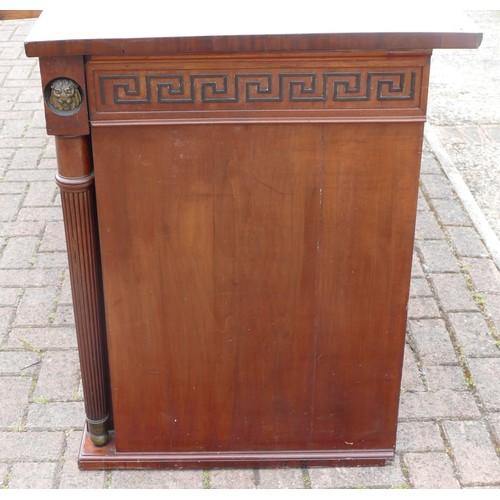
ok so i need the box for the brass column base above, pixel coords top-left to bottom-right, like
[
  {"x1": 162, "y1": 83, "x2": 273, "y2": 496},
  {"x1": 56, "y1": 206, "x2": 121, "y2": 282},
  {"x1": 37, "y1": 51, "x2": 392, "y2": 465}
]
[{"x1": 87, "y1": 416, "x2": 109, "y2": 447}]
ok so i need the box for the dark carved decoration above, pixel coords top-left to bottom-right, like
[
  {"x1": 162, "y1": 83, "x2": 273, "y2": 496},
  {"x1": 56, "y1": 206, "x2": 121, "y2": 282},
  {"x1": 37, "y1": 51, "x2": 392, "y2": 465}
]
[
  {"x1": 46, "y1": 78, "x2": 83, "y2": 113},
  {"x1": 98, "y1": 70, "x2": 418, "y2": 107}
]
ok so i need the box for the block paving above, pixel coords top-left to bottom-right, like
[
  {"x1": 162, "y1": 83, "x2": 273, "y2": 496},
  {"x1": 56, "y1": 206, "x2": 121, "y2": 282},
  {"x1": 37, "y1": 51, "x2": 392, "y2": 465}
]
[{"x1": 1, "y1": 17, "x2": 500, "y2": 489}]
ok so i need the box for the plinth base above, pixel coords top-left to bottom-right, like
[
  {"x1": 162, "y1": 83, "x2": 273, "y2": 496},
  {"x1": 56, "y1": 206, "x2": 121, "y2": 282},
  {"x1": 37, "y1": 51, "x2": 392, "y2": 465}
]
[{"x1": 78, "y1": 427, "x2": 394, "y2": 470}]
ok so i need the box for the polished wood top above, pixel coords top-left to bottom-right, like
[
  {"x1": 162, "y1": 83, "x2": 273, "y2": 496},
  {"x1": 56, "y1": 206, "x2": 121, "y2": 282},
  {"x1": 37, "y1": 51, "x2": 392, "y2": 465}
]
[{"x1": 25, "y1": 3, "x2": 482, "y2": 57}]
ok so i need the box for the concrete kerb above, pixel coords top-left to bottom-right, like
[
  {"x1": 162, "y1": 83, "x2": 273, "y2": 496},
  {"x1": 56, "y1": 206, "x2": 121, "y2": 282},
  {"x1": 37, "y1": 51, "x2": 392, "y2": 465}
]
[{"x1": 424, "y1": 122, "x2": 500, "y2": 271}]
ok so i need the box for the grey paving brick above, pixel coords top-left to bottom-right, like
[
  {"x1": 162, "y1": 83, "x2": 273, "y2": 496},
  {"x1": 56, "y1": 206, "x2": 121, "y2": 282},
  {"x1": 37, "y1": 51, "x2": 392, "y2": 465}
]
[
  {"x1": 17, "y1": 206, "x2": 63, "y2": 222},
  {"x1": 58, "y1": 430, "x2": 105, "y2": 488},
  {"x1": 420, "y1": 150, "x2": 442, "y2": 174},
  {"x1": 431, "y1": 273, "x2": 478, "y2": 311},
  {"x1": 396, "y1": 421, "x2": 445, "y2": 452},
  {"x1": 404, "y1": 452, "x2": 459, "y2": 488},
  {"x1": 0, "y1": 221, "x2": 44, "y2": 237},
  {"x1": 490, "y1": 413, "x2": 500, "y2": 441},
  {"x1": 23, "y1": 181, "x2": 57, "y2": 206},
  {"x1": 468, "y1": 358, "x2": 500, "y2": 411},
  {"x1": 9, "y1": 462, "x2": 56, "y2": 489},
  {"x1": 52, "y1": 304, "x2": 75, "y2": 326},
  {"x1": 410, "y1": 278, "x2": 433, "y2": 297},
  {"x1": 0, "y1": 268, "x2": 61, "y2": 287},
  {"x1": 39, "y1": 221, "x2": 66, "y2": 252},
  {"x1": 485, "y1": 294, "x2": 500, "y2": 333},
  {"x1": 7, "y1": 326, "x2": 77, "y2": 350},
  {"x1": 0, "y1": 431, "x2": 64, "y2": 461},
  {"x1": 415, "y1": 210, "x2": 444, "y2": 240},
  {"x1": 0, "y1": 306, "x2": 12, "y2": 337},
  {"x1": 0, "y1": 350, "x2": 40, "y2": 375},
  {"x1": 210, "y1": 468, "x2": 256, "y2": 488},
  {"x1": 0, "y1": 376, "x2": 30, "y2": 428},
  {"x1": 0, "y1": 236, "x2": 39, "y2": 268},
  {"x1": 13, "y1": 286, "x2": 57, "y2": 326},
  {"x1": 110, "y1": 469, "x2": 204, "y2": 489},
  {"x1": 309, "y1": 462, "x2": 405, "y2": 489},
  {"x1": 10, "y1": 148, "x2": 41, "y2": 169},
  {"x1": 26, "y1": 401, "x2": 84, "y2": 430},
  {"x1": 59, "y1": 274, "x2": 73, "y2": 304},
  {"x1": 408, "y1": 319, "x2": 458, "y2": 365},
  {"x1": 443, "y1": 420, "x2": 500, "y2": 485},
  {"x1": 0, "y1": 181, "x2": 26, "y2": 194},
  {"x1": 448, "y1": 312, "x2": 499, "y2": 357},
  {"x1": 407, "y1": 296, "x2": 441, "y2": 319},
  {"x1": 411, "y1": 255, "x2": 425, "y2": 277},
  {"x1": 32, "y1": 350, "x2": 80, "y2": 400},
  {"x1": 0, "y1": 193, "x2": 22, "y2": 220},
  {"x1": 401, "y1": 344, "x2": 425, "y2": 392},
  {"x1": 420, "y1": 174, "x2": 456, "y2": 199},
  {"x1": 447, "y1": 226, "x2": 488, "y2": 257},
  {"x1": 418, "y1": 240, "x2": 460, "y2": 273},
  {"x1": 34, "y1": 252, "x2": 68, "y2": 268},
  {"x1": 463, "y1": 258, "x2": 500, "y2": 294},
  {"x1": 4, "y1": 168, "x2": 53, "y2": 182},
  {"x1": 423, "y1": 365, "x2": 468, "y2": 391},
  {"x1": 399, "y1": 389, "x2": 480, "y2": 419},
  {"x1": 0, "y1": 286, "x2": 21, "y2": 305},
  {"x1": 258, "y1": 468, "x2": 305, "y2": 488},
  {"x1": 431, "y1": 198, "x2": 473, "y2": 226}
]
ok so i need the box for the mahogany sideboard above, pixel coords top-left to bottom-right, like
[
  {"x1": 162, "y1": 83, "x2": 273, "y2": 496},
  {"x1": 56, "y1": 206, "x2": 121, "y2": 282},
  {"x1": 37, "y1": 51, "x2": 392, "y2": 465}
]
[{"x1": 25, "y1": 7, "x2": 482, "y2": 469}]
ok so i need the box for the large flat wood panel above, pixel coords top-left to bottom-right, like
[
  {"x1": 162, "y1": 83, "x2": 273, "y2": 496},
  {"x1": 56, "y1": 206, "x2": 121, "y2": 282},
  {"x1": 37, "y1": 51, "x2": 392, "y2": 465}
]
[{"x1": 92, "y1": 121, "x2": 421, "y2": 454}]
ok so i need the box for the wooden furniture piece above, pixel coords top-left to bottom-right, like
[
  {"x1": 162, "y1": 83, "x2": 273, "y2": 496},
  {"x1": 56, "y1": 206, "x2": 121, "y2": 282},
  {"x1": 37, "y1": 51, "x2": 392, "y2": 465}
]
[{"x1": 25, "y1": 6, "x2": 481, "y2": 469}]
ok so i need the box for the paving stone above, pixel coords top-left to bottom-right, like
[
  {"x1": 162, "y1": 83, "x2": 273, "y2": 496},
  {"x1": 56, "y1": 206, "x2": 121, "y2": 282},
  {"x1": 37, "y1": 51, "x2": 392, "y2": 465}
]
[
  {"x1": 396, "y1": 421, "x2": 445, "y2": 452},
  {"x1": 59, "y1": 430, "x2": 105, "y2": 488},
  {"x1": 59, "y1": 273, "x2": 73, "y2": 304},
  {"x1": 52, "y1": 304, "x2": 75, "y2": 326},
  {"x1": 490, "y1": 413, "x2": 500, "y2": 441},
  {"x1": 447, "y1": 226, "x2": 489, "y2": 257},
  {"x1": 7, "y1": 327, "x2": 77, "y2": 350},
  {"x1": 0, "y1": 431, "x2": 64, "y2": 461},
  {"x1": 10, "y1": 148, "x2": 41, "y2": 169},
  {"x1": 26, "y1": 401, "x2": 84, "y2": 430},
  {"x1": 210, "y1": 468, "x2": 256, "y2": 488},
  {"x1": 0, "y1": 181, "x2": 26, "y2": 194},
  {"x1": 0, "y1": 350, "x2": 40, "y2": 375},
  {"x1": 415, "y1": 210, "x2": 444, "y2": 240},
  {"x1": 17, "y1": 206, "x2": 63, "y2": 222},
  {"x1": 0, "y1": 221, "x2": 44, "y2": 237},
  {"x1": 23, "y1": 181, "x2": 57, "y2": 206},
  {"x1": 418, "y1": 240, "x2": 460, "y2": 273},
  {"x1": 0, "y1": 306, "x2": 12, "y2": 337},
  {"x1": 33, "y1": 350, "x2": 80, "y2": 400},
  {"x1": 420, "y1": 150, "x2": 442, "y2": 174},
  {"x1": 404, "y1": 452, "x2": 459, "y2": 488},
  {"x1": 34, "y1": 252, "x2": 68, "y2": 268},
  {"x1": 431, "y1": 273, "x2": 478, "y2": 311},
  {"x1": 258, "y1": 468, "x2": 305, "y2": 488},
  {"x1": 448, "y1": 312, "x2": 499, "y2": 357},
  {"x1": 39, "y1": 221, "x2": 66, "y2": 252},
  {"x1": 407, "y1": 296, "x2": 440, "y2": 319},
  {"x1": 13, "y1": 286, "x2": 57, "y2": 326},
  {"x1": 401, "y1": 344, "x2": 425, "y2": 392},
  {"x1": 408, "y1": 319, "x2": 458, "y2": 365},
  {"x1": 0, "y1": 193, "x2": 22, "y2": 220},
  {"x1": 431, "y1": 198, "x2": 473, "y2": 226},
  {"x1": 423, "y1": 365, "x2": 468, "y2": 391},
  {"x1": 9, "y1": 462, "x2": 56, "y2": 489},
  {"x1": 468, "y1": 358, "x2": 500, "y2": 411},
  {"x1": 485, "y1": 294, "x2": 500, "y2": 333},
  {"x1": 309, "y1": 462, "x2": 405, "y2": 489},
  {"x1": 420, "y1": 174, "x2": 456, "y2": 199},
  {"x1": 409, "y1": 277, "x2": 432, "y2": 297},
  {"x1": 443, "y1": 420, "x2": 500, "y2": 485},
  {"x1": 463, "y1": 258, "x2": 500, "y2": 294},
  {"x1": 399, "y1": 389, "x2": 480, "y2": 419},
  {"x1": 0, "y1": 268, "x2": 61, "y2": 287},
  {"x1": 111, "y1": 469, "x2": 204, "y2": 489},
  {"x1": 0, "y1": 236, "x2": 39, "y2": 268},
  {"x1": 0, "y1": 376, "x2": 31, "y2": 428},
  {"x1": 0, "y1": 286, "x2": 21, "y2": 305},
  {"x1": 411, "y1": 255, "x2": 425, "y2": 278}
]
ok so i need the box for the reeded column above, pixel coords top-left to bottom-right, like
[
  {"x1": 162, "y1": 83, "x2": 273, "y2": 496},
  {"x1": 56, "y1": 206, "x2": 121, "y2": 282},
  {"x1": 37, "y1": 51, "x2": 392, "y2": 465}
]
[{"x1": 55, "y1": 136, "x2": 110, "y2": 446}]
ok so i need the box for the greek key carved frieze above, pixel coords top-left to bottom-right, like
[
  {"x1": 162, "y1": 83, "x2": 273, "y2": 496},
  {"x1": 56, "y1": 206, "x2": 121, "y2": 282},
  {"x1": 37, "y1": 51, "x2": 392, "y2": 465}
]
[{"x1": 96, "y1": 70, "x2": 418, "y2": 108}]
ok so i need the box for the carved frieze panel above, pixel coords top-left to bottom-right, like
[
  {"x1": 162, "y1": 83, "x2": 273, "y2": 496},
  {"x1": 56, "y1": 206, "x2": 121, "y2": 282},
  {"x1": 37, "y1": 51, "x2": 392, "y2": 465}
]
[{"x1": 87, "y1": 54, "x2": 429, "y2": 123}]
